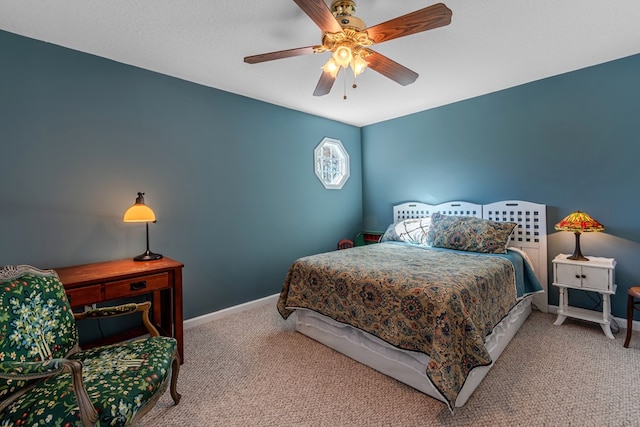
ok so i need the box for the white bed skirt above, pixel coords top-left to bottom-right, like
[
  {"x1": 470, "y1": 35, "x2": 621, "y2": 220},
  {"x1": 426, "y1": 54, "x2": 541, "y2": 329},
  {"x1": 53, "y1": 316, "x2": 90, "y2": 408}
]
[{"x1": 293, "y1": 296, "x2": 532, "y2": 408}]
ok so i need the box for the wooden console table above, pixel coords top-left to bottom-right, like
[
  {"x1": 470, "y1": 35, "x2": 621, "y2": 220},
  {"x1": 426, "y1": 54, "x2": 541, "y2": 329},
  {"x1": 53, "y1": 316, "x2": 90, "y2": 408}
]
[{"x1": 55, "y1": 257, "x2": 184, "y2": 363}]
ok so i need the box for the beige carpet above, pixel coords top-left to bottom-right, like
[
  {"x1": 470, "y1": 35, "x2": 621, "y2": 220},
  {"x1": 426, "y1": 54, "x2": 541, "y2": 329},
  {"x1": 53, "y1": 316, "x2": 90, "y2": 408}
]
[{"x1": 142, "y1": 304, "x2": 640, "y2": 426}]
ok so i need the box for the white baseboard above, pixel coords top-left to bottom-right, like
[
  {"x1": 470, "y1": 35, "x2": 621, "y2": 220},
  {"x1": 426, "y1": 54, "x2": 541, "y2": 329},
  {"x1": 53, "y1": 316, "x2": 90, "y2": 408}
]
[
  {"x1": 547, "y1": 304, "x2": 640, "y2": 333},
  {"x1": 184, "y1": 293, "x2": 279, "y2": 330}
]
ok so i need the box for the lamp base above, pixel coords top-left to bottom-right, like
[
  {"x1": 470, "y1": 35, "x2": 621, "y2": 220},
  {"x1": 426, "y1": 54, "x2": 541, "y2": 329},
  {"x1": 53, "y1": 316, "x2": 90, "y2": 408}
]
[
  {"x1": 567, "y1": 232, "x2": 589, "y2": 261},
  {"x1": 133, "y1": 251, "x2": 163, "y2": 262},
  {"x1": 566, "y1": 254, "x2": 589, "y2": 261}
]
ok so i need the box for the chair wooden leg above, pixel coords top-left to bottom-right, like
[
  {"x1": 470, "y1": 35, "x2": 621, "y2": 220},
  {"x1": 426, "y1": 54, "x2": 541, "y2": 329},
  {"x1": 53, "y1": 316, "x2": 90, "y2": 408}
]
[
  {"x1": 624, "y1": 293, "x2": 634, "y2": 348},
  {"x1": 170, "y1": 354, "x2": 182, "y2": 404}
]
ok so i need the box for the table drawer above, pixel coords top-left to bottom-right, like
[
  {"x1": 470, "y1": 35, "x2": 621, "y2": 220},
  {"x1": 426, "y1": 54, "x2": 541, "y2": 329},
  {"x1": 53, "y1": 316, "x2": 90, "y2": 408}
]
[
  {"x1": 580, "y1": 265, "x2": 611, "y2": 291},
  {"x1": 104, "y1": 272, "x2": 169, "y2": 299},
  {"x1": 66, "y1": 284, "x2": 103, "y2": 308}
]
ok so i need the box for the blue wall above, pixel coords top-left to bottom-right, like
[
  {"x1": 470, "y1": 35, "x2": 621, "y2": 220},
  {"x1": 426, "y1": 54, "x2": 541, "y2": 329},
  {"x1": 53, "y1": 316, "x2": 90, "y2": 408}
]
[
  {"x1": 0, "y1": 30, "x2": 363, "y2": 319},
  {"x1": 2, "y1": 28, "x2": 639, "y2": 322},
  {"x1": 361, "y1": 53, "x2": 640, "y2": 319}
]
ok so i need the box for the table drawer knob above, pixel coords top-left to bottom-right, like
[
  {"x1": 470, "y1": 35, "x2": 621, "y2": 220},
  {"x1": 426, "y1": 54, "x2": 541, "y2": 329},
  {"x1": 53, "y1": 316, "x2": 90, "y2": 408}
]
[{"x1": 130, "y1": 280, "x2": 147, "y2": 291}]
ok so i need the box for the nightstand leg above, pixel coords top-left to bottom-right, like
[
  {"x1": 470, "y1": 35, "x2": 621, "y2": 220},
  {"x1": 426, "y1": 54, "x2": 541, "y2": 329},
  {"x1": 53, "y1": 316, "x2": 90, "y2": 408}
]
[
  {"x1": 601, "y1": 294, "x2": 614, "y2": 339},
  {"x1": 554, "y1": 287, "x2": 567, "y2": 325},
  {"x1": 600, "y1": 324, "x2": 614, "y2": 339}
]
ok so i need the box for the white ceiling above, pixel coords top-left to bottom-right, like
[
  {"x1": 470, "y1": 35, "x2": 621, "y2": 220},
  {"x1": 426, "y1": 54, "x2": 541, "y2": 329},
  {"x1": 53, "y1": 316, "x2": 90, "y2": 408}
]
[{"x1": 1, "y1": 0, "x2": 639, "y2": 126}]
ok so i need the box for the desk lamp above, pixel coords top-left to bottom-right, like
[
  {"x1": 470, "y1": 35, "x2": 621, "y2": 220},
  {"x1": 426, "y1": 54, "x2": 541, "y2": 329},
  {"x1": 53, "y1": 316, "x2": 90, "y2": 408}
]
[
  {"x1": 554, "y1": 210, "x2": 604, "y2": 261},
  {"x1": 123, "y1": 192, "x2": 163, "y2": 261}
]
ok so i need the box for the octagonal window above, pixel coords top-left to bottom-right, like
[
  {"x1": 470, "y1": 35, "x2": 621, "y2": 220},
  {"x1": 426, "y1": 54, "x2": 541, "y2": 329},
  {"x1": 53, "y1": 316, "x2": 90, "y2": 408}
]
[{"x1": 314, "y1": 137, "x2": 350, "y2": 190}]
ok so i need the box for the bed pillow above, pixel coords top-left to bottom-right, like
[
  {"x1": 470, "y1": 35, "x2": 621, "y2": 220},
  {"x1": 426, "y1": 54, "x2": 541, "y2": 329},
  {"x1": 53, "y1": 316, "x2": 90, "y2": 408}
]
[
  {"x1": 380, "y1": 222, "x2": 400, "y2": 242},
  {"x1": 380, "y1": 217, "x2": 432, "y2": 246},
  {"x1": 426, "y1": 212, "x2": 516, "y2": 254}
]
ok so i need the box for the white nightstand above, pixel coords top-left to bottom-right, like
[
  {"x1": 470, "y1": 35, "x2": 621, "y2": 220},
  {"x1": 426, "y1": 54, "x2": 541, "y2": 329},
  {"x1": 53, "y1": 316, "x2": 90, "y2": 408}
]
[{"x1": 552, "y1": 254, "x2": 616, "y2": 338}]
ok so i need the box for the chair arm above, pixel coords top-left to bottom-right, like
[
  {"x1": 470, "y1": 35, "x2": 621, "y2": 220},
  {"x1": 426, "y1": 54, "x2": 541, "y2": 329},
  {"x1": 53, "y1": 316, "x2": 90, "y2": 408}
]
[
  {"x1": 63, "y1": 359, "x2": 99, "y2": 427},
  {"x1": 0, "y1": 359, "x2": 98, "y2": 426},
  {"x1": 0, "y1": 359, "x2": 67, "y2": 380},
  {"x1": 74, "y1": 301, "x2": 160, "y2": 337}
]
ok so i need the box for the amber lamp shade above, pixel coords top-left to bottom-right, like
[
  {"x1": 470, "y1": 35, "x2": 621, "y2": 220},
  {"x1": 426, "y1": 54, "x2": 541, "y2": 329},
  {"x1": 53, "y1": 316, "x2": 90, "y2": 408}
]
[
  {"x1": 123, "y1": 192, "x2": 163, "y2": 261},
  {"x1": 554, "y1": 211, "x2": 604, "y2": 261}
]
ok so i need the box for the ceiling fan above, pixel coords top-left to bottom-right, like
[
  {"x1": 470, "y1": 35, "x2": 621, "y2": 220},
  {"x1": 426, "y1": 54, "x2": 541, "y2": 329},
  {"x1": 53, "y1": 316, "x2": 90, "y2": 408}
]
[{"x1": 244, "y1": 0, "x2": 452, "y2": 97}]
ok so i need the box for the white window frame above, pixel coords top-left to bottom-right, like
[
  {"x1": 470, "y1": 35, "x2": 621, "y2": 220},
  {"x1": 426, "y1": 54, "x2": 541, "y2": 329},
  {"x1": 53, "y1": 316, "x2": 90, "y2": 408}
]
[{"x1": 314, "y1": 137, "x2": 350, "y2": 190}]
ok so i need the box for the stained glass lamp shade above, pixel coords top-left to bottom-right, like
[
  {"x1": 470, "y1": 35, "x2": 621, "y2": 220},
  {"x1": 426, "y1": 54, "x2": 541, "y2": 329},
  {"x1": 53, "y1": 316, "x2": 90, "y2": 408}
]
[{"x1": 554, "y1": 211, "x2": 604, "y2": 261}]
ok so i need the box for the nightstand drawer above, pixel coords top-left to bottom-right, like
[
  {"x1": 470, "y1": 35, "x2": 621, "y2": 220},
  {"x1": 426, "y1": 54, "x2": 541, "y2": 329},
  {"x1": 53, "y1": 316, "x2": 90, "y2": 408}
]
[
  {"x1": 578, "y1": 265, "x2": 611, "y2": 291},
  {"x1": 66, "y1": 284, "x2": 103, "y2": 308},
  {"x1": 555, "y1": 264, "x2": 611, "y2": 291},
  {"x1": 104, "y1": 272, "x2": 169, "y2": 298},
  {"x1": 555, "y1": 264, "x2": 581, "y2": 287}
]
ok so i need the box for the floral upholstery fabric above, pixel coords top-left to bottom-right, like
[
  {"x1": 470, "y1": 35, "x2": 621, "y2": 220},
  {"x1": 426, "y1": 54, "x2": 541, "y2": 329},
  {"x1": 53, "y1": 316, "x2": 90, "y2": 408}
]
[
  {"x1": 0, "y1": 266, "x2": 179, "y2": 426},
  {"x1": 278, "y1": 243, "x2": 519, "y2": 410},
  {"x1": 426, "y1": 213, "x2": 517, "y2": 254},
  {"x1": 1, "y1": 337, "x2": 177, "y2": 426},
  {"x1": 0, "y1": 270, "x2": 79, "y2": 403}
]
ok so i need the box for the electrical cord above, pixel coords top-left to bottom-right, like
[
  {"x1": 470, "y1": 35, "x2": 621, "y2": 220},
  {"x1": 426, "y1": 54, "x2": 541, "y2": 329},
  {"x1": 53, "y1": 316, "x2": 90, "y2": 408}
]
[
  {"x1": 96, "y1": 319, "x2": 105, "y2": 338},
  {"x1": 587, "y1": 291, "x2": 603, "y2": 310},
  {"x1": 610, "y1": 317, "x2": 620, "y2": 334}
]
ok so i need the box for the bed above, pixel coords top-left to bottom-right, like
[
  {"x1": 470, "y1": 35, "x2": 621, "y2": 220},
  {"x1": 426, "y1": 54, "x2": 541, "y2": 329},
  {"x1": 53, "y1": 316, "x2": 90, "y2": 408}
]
[{"x1": 277, "y1": 200, "x2": 547, "y2": 410}]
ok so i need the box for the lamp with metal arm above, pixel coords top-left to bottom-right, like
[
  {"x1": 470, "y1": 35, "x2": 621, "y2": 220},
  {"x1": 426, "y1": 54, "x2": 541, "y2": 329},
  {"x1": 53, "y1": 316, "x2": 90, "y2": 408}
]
[{"x1": 123, "y1": 192, "x2": 163, "y2": 261}]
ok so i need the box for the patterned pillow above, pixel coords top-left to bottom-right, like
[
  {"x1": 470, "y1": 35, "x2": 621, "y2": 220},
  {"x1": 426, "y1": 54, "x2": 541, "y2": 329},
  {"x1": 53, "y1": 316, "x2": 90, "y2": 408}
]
[
  {"x1": 380, "y1": 218, "x2": 432, "y2": 246},
  {"x1": 426, "y1": 212, "x2": 516, "y2": 254}
]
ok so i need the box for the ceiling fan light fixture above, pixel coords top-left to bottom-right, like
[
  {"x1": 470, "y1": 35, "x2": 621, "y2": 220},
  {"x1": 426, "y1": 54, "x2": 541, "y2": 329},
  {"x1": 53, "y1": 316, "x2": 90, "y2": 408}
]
[
  {"x1": 351, "y1": 54, "x2": 367, "y2": 76},
  {"x1": 322, "y1": 57, "x2": 340, "y2": 78},
  {"x1": 333, "y1": 45, "x2": 353, "y2": 68}
]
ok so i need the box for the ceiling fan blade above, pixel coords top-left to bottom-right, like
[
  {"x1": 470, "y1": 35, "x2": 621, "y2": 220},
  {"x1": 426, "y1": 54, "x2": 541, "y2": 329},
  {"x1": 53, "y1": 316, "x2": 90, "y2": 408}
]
[
  {"x1": 365, "y1": 50, "x2": 418, "y2": 86},
  {"x1": 313, "y1": 70, "x2": 337, "y2": 96},
  {"x1": 365, "y1": 3, "x2": 452, "y2": 44},
  {"x1": 293, "y1": 0, "x2": 343, "y2": 33},
  {"x1": 244, "y1": 46, "x2": 317, "y2": 64}
]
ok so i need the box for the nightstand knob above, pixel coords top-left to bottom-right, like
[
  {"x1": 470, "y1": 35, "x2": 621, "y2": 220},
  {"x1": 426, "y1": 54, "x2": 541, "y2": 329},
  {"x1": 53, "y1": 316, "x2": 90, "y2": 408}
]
[
  {"x1": 575, "y1": 274, "x2": 580, "y2": 279},
  {"x1": 581, "y1": 274, "x2": 586, "y2": 278}
]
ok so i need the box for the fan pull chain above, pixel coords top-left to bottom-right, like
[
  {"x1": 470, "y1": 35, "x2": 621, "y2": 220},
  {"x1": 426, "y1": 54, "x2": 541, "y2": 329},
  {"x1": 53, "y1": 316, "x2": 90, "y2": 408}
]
[
  {"x1": 340, "y1": 68, "x2": 360, "y2": 100},
  {"x1": 343, "y1": 70, "x2": 347, "y2": 100}
]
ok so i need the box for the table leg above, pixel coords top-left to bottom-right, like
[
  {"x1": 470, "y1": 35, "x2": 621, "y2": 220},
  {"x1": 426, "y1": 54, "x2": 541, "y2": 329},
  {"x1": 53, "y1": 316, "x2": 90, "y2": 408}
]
[
  {"x1": 554, "y1": 287, "x2": 567, "y2": 325},
  {"x1": 601, "y1": 294, "x2": 614, "y2": 339}
]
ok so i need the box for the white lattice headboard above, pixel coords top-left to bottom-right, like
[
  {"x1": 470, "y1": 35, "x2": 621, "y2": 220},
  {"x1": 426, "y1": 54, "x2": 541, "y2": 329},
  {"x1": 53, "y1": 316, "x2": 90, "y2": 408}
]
[
  {"x1": 483, "y1": 200, "x2": 547, "y2": 312},
  {"x1": 393, "y1": 201, "x2": 482, "y2": 223},
  {"x1": 482, "y1": 201, "x2": 546, "y2": 250},
  {"x1": 391, "y1": 200, "x2": 548, "y2": 312}
]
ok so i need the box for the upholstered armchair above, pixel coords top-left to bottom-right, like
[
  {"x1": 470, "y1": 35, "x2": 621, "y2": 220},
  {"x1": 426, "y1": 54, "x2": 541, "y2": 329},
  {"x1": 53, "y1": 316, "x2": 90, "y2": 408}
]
[{"x1": 0, "y1": 265, "x2": 181, "y2": 426}]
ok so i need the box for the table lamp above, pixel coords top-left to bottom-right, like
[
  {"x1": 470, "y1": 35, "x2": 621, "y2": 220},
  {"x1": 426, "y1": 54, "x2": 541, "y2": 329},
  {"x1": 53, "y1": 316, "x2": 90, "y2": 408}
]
[
  {"x1": 123, "y1": 192, "x2": 163, "y2": 261},
  {"x1": 554, "y1": 210, "x2": 604, "y2": 261}
]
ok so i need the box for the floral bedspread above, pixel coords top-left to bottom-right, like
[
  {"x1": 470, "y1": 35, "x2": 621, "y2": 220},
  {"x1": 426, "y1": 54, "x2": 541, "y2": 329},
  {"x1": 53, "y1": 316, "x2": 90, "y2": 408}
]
[{"x1": 277, "y1": 242, "x2": 524, "y2": 409}]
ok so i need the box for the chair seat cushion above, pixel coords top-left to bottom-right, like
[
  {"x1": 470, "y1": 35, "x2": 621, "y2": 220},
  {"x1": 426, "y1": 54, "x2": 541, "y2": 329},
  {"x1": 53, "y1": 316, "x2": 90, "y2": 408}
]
[{"x1": 1, "y1": 336, "x2": 177, "y2": 426}]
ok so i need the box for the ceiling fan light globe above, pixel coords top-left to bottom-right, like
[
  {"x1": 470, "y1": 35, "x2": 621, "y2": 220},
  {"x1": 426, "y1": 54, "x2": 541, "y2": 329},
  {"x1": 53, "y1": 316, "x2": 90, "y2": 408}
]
[
  {"x1": 322, "y1": 58, "x2": 340, "y2": 78},
  {"x1": 333, "y1": 45, "x2": 353, "y2": 68},
  {"x1": 351, "y1": 55, "x2": 367, "y2": 76}
]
